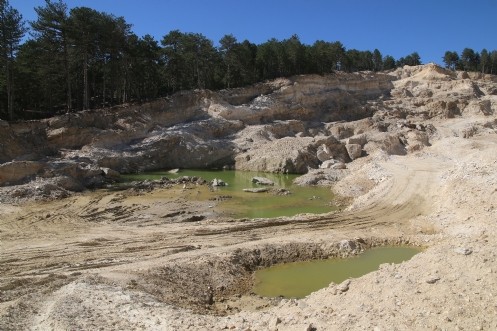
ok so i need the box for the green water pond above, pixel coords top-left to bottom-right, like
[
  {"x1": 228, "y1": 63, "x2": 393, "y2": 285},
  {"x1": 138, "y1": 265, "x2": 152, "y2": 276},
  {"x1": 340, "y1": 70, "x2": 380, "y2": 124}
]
[
  {"x1": 122, "y1": 169, "x2": 336, "y2": 219},
  {"x1": 253, "y1": 246, "x2": 421, "y2": 298}
]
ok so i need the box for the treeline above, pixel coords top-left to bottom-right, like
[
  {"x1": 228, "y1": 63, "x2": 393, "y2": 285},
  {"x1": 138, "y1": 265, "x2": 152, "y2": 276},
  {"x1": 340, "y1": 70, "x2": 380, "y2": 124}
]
[
  {"x1": 0, "y1": 0, "x2": 494, "y2": 121},
  {"x1": 443, "y1": 49, "x2": 497, "y2": 73}
]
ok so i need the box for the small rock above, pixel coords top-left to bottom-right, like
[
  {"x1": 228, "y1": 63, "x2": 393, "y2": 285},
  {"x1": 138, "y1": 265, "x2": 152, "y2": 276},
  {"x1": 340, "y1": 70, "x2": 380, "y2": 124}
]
[
  {"x1": 275, "y1": 188, "x2": 291, "y2": 195},
  {"x1": 243, "y1": 188, "x2": 269, "y2": 193},
  {"x1": 355, "y1": 237, "x2": 366, "y2": 244},
  {"x1": 101, "y1": 167, "x2": 120, "y2": 179},
  {"x1": 316, "y1": 144, "x2": 332, "y2": 162},
  {"x1": 346, "y1": 143, "x2": 363, "y2": 160},
  {"x1": 251, "y1": 176, "x2": 275, "y2": 186},
  {"x1": 454, "y1": 247, "x2": 472, "y2": 255},
  {"x1": 339, "y1": 240, "x2": 356, "y2": 251},
  {"x1": 211, "y1": 178, "x2": 228, "y2": 187},
  {"x1": 347, "y1": 134, "x2": 367, "y2": 146},
  {"x1": 337, "y1": 279, "x2": 351, "y2": 292},
  {"x1": 298, "y1": 301, "x2": 308, "y2": 309},
  {"x1": 203, "y1": 286, "x2": 214, "y2": 305},
  {"x1": 319, "y1": 159, "x2": 336, "y2": 169},
  {"x1": 331, "y1": 162, "x2": 346, "y2": 170},
  {"x1": 306, "y1": 323, "x2": 317, "y2": 331},
  {"x1": 426, "y1": 276, "x2": 440, "y2": 284}
]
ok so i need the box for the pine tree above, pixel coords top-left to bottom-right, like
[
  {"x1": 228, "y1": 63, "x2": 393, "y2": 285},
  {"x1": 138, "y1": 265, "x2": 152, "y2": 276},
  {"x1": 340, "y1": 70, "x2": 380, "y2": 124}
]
[
  {"x1": 490, "y1": 51, "x2": 497, "y2": 75},
  {"x1": 68, "y1": 7, "x2": 102, "y2": 110},
  {"x1": 443, "y1": 51, "x2": 459, "y2": 70},
  {"x1": 460, "y1": 48, "x2": 479, "y2": 72},
  {"x1": 372, "y1": 49, "x2": 383, "y2": 71},
  {"x1": 162, "y1": 31, "x2": 220, "y2": 91},
  {"x1": 128, "y1": 34, "x2": 163, "y2": 101},
  {"x1": 31, "y1": 0, "x2": 71, "y2": 111},
  {"x1": 0, "y1": 0, "x2": 26, "y2": 120},
  {"x1": 479, "y1": 49, "x2": 489, "y2": 74},
  {"x1": 382, "y1": 55, "x2": 396, "y2": 70},
  {"x1": 219, "y1": 34, "x2": 238, "y2": 88}
]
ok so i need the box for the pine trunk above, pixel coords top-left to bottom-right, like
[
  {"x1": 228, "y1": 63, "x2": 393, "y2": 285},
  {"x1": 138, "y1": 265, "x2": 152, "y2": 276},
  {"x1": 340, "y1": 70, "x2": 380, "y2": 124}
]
[
  {"x1": 83, "y1": 53, "x2": 89, "y2": 110},
  {"x1": 6, "y1": 60, "x2": 13, "y2": 120},
  {"x1": 63, "y1": 40, "x2": 71, "y2": 111}
]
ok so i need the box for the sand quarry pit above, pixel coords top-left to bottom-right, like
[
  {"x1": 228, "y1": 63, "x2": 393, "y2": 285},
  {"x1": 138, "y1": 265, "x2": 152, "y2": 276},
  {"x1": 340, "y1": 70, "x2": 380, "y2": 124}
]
[
  {"x1": 2, "y1": 131, "x2": 497, "y2": 330},
  {"x1": 1, "y1": 66, "x2": 497, "y2": 330}
]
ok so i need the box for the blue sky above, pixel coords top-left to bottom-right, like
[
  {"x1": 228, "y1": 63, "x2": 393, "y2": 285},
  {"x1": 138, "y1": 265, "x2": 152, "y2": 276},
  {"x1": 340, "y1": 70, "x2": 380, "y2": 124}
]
[{"x1": 9, "y1": 0, "x2": 497, "y2": 65}]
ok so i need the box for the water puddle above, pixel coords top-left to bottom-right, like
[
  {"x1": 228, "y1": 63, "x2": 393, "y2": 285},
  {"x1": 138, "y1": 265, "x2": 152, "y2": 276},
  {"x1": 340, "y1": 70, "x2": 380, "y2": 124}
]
[
  {"x1": 253, "y1": 246, "x2": 421, "y2": 298},
  {"x1": 122, "y1": 169, "x2": 336, "y2": 218}
]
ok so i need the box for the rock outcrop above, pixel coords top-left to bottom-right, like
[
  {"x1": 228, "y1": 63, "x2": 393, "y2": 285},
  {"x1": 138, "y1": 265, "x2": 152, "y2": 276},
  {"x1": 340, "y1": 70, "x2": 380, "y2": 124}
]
[
  {"x1": 0, "y1": 161, "x2": 44, "y2": 186},
  {"x1": 0, "y1": 64, "x2": 496, "y2": 195}
]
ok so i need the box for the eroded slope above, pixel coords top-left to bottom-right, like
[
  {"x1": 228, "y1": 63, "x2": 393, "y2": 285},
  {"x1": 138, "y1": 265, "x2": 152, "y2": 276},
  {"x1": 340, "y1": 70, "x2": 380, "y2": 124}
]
[{"x1": 1, "y1": 64, "x2": 497, "y2": 330}]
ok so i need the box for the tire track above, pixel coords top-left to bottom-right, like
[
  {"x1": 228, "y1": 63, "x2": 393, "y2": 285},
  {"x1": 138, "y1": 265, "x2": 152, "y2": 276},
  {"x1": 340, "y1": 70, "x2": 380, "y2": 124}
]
[{"x1": 0, "y1": 156, "x2": 444, "y2": 298}]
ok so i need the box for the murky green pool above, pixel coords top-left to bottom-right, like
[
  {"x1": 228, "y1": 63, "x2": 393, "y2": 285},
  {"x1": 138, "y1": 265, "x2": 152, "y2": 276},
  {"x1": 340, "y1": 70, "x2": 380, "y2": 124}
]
[
  {"x1": 253, "y1": 246, "x2": 421, "y2": 298},
  {"x1": 122, "y1": 169, "x2": 336, "y2": 219}
]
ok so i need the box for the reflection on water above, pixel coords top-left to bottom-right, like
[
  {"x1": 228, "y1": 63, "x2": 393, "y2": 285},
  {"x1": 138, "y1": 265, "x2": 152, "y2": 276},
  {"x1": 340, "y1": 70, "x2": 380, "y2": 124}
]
[
  {"x1": 122, "y1": 169, "x2": 336, "y2": 218},
  {"x1": 253, "y1": 246, "x2": 421, "y2": 298}
]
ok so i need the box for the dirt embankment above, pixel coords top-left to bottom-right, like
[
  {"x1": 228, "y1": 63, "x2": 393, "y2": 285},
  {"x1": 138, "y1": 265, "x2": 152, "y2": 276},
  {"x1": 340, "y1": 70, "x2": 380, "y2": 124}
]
[{"x1": 1, "y1": 64, "x2": 497, "y2": 330}]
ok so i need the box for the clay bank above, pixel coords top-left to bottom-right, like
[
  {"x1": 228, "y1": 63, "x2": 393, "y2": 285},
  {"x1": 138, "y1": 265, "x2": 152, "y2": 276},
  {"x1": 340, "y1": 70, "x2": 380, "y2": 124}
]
[{"x1": 1, "y1": 64, "x2": 497, "y2": 330}]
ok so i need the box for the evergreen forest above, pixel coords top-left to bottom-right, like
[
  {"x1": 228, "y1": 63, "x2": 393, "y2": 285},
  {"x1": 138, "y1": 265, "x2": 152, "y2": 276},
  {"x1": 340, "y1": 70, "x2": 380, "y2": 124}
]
[{"x1": 1, "y1": 0, "x2": 496, "y2": 120}]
